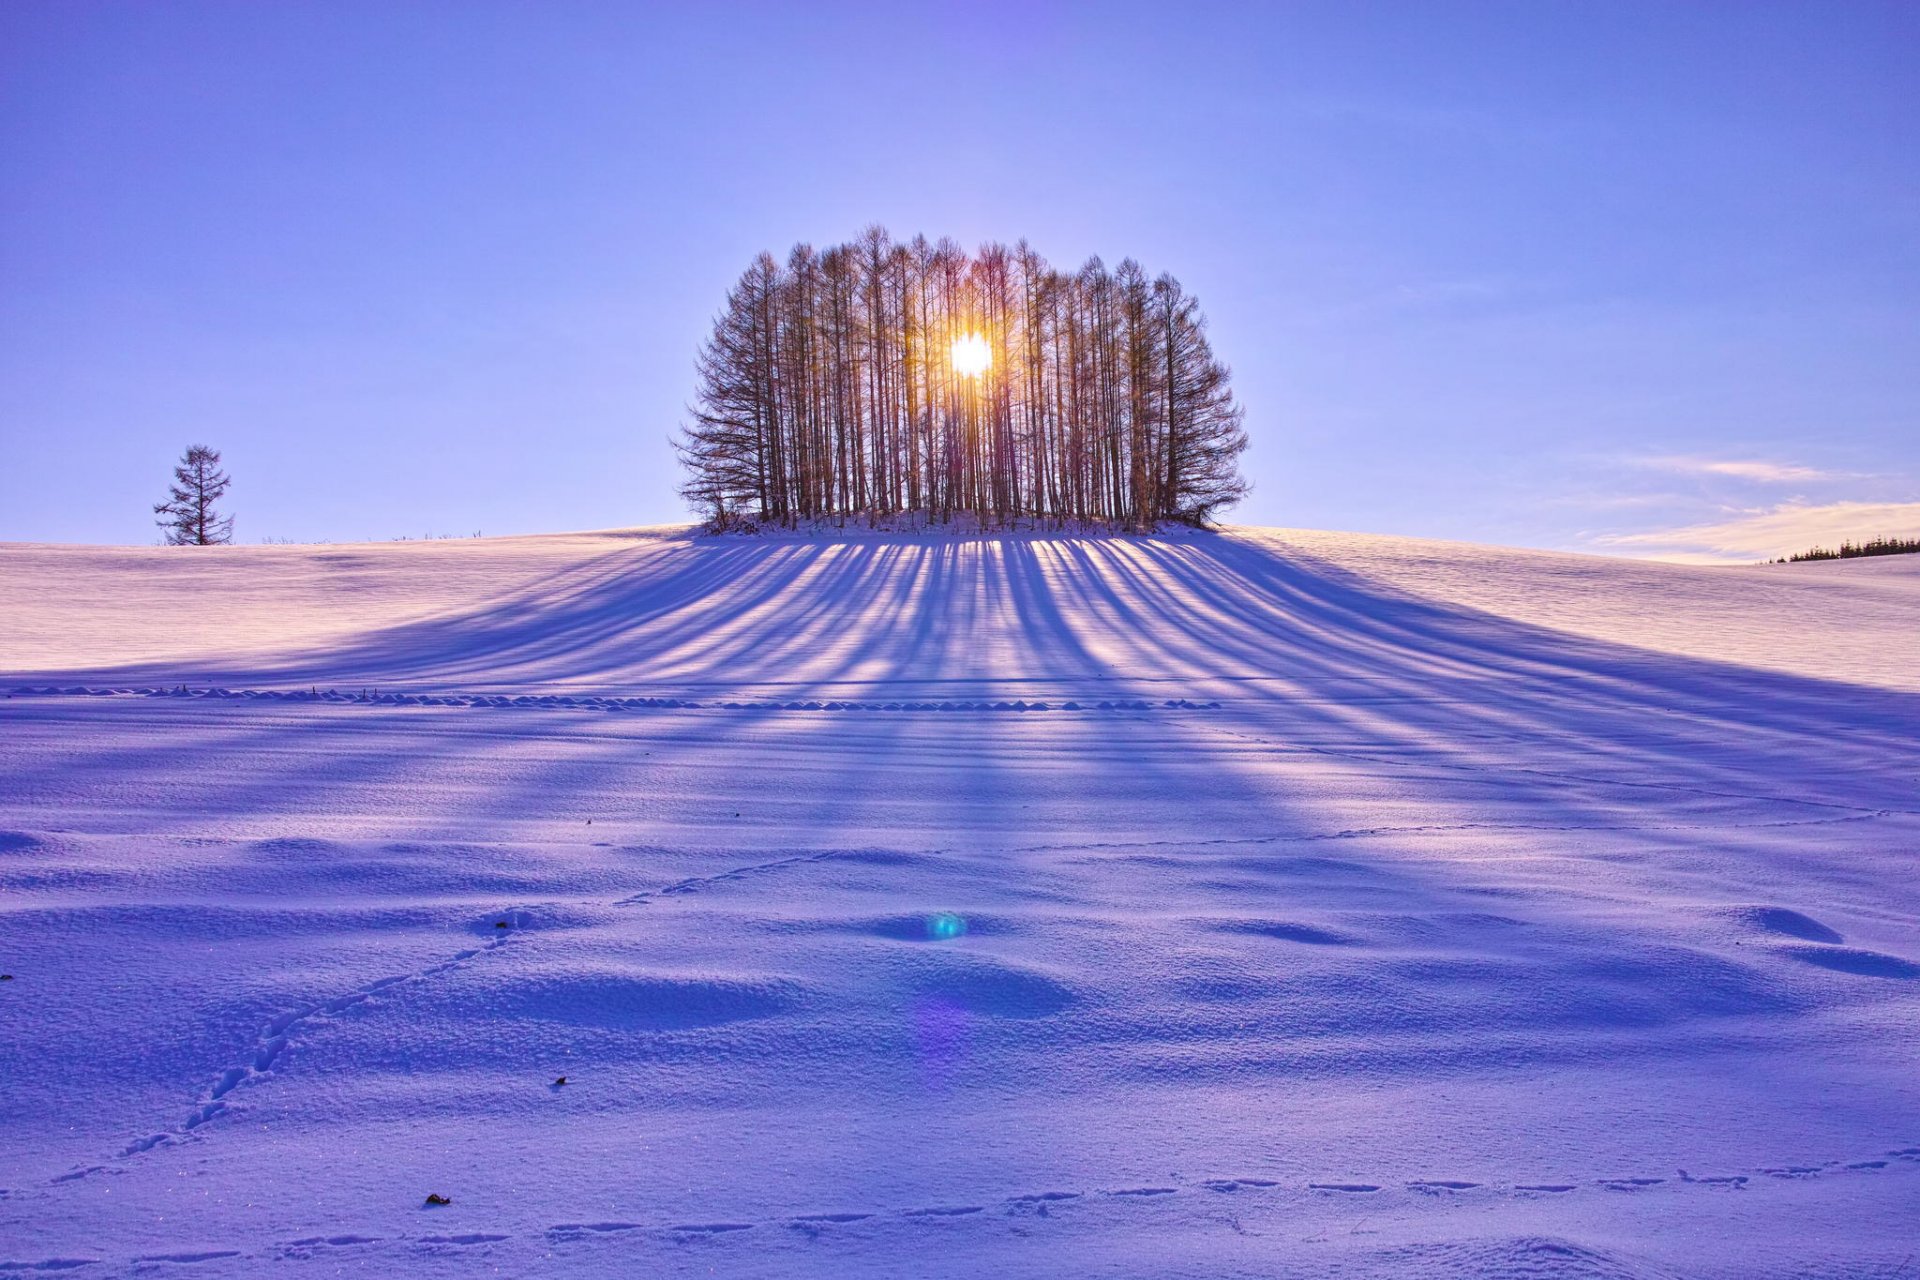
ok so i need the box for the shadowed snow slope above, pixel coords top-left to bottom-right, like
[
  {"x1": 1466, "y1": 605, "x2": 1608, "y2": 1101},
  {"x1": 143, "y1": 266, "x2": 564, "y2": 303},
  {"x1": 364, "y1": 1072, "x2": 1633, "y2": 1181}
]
[
  {"x1": 2, "y1": 524, "x2": 1917, "y2": 692},
  {"x1": 1, "y1": 527, "x2": 1917, "y2": 1278}
]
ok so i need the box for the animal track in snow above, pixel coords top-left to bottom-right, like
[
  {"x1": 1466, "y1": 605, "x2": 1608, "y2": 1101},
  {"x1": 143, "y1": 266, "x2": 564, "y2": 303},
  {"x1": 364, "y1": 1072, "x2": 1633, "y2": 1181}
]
[
  {"x1": 783, "y1": 1214, "x2": 870, "y2": 1239},
  {"x1": 43, "y1": 1143, "x2": 1919, "y2": 1273},
  {"x1": 1007, "y1": 806, "x2": 1899, "y2": 860},
  {"x1": 901, "y1": 1205, "x2": 984, "y2": 1218},
  {"x1": 0, "y1": 1262, "x2": 102, "y2": 1273},
  {"x1": 58, "y1": 911, "x2": 532, "y2": 1182},
  {"x1": 1004, "y1": 1191, "x2": 1082, "y2": 1219},
  {"x1": 279, "y1": 1235, "x2": 382, "y2": 1258},
  {"x1": 527, "y1": 1146, "x2": 1917, "y2": 1250},
  {"x1": 8, "y1": 686, "x2": 1221, "y2": 716},
  {"x1": 0, "y1": 1258, "x2": 102, "y2": 1274},
  {"x1": 615, "y1": 850, "x2": 843, "y2": 907}
]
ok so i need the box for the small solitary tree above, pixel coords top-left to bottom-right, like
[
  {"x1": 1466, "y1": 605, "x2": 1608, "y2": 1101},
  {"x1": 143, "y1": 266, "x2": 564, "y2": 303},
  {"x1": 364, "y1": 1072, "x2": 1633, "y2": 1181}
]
[{"x1": 154, "y1": 444, "x2": 234, "y2": 545}]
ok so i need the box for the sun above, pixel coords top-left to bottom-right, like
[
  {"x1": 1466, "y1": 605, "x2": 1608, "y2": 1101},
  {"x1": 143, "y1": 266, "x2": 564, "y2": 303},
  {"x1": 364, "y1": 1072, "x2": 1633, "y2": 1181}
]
[{"x1": 950, "y1": 332, "x2": 991, "y2": 377}]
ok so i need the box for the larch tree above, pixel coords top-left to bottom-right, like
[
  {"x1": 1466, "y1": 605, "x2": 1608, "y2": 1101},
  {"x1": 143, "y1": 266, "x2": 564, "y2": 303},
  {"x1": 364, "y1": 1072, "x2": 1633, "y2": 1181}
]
[
  {"x1": 154, "y1": 444, "x2": 235, "y2": 546},
  {"x1": 676, "y1": 227, "x2": 1250, "y2": 530}
]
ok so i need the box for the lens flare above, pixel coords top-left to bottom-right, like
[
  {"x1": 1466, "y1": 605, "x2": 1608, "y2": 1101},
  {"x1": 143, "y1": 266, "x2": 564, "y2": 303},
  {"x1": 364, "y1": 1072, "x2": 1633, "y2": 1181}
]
[
  {"x1": 950, "y1": 333, "x2": 991, "y2": 377},
  {"x1": 926, "y1": 911, "x2": 968, "y2": 941}
]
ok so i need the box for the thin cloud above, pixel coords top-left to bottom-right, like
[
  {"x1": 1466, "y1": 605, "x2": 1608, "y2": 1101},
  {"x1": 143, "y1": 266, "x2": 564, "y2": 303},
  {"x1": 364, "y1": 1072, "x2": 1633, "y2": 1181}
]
[
  {"x1": 1551, "y1": 491, "x2": 1684, "y2": 512},
  {"x1": 1639, "y1": 455, "x2": 1831, "y2": 483},
  {"x1": 1598, "y1": 500, "x2": 1920, "y2": 562}
]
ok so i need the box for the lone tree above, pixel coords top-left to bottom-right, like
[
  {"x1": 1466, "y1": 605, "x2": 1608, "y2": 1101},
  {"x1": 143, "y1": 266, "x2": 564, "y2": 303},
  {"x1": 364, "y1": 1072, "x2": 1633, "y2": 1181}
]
[
  {"x1": 154, "y1": 444, "x2": 234, "y2": 545},
  {"x1": 676, "y1": 228, "x2": 1249, "y2": 530}
]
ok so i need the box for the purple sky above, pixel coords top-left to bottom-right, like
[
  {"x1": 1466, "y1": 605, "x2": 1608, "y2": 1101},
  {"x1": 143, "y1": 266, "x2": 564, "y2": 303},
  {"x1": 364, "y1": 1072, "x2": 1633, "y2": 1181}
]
[{"x1": 2, "y1": 1, "x2": 1916, "y2": 559}]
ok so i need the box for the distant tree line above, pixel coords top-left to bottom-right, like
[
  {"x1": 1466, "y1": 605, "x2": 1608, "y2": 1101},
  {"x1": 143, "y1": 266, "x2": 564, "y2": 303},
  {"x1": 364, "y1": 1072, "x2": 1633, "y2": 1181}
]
[
  {"x1": 676, "y1": 227, "x2": 1249, "y2": 529},
  {"x1": 1772, "y1": 535, "x2": 1920, "y2": 564}
]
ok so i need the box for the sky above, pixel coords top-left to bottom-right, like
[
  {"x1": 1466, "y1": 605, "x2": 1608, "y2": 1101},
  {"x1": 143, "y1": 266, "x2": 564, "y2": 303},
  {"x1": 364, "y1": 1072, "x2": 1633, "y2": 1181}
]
[{"x1": 2, "y1": 1, "x2": 1916, "y2": 561}]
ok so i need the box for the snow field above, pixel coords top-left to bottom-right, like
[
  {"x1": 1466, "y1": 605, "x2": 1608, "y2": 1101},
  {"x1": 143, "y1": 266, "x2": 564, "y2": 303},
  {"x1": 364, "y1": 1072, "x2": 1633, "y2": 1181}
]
[{"x1": 1, "y1": 527, "x2": 1917, "y2": 1276}]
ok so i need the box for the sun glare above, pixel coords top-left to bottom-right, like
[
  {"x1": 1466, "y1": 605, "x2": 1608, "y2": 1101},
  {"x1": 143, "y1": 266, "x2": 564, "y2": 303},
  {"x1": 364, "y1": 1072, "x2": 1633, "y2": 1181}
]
[{"x1": 950, "y1": 332, "x2": 991, "y2": 377}]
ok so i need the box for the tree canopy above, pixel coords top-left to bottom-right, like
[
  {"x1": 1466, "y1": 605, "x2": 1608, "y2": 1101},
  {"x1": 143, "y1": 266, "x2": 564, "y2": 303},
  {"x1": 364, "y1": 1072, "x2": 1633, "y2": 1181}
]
[{"x1": 676, "y1": 228, "x2": 1249, "y2": 530}]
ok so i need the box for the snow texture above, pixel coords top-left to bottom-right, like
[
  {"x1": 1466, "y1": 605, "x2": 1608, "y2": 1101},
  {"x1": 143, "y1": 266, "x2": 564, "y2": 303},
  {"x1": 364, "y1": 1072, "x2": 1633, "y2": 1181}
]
[{"x1": 1, "y1": 525, "x2": 1917, "y2": 1277}]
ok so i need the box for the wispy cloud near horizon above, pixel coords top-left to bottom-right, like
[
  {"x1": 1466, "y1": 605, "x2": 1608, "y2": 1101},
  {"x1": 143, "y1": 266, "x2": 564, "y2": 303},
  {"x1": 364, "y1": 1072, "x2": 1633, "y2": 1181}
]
[
  {"x1": 1635, "y1": 455, "x2": 1832, "y2": 483},
  {"x1": 1597, "y1": 499, "x2": 1920, "y2": 562}
]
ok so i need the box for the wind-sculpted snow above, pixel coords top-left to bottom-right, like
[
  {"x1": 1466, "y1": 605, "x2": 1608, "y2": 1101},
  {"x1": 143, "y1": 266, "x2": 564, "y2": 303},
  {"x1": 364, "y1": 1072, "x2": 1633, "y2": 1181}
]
[{"x1": 1, "y1": 527, "x2": 1917, "y2": 1276}]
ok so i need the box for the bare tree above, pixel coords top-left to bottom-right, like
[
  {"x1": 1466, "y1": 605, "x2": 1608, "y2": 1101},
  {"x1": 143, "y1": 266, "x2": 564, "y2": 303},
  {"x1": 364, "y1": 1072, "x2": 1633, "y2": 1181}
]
[
  {"x1": 154, "y1": 444, "x2": 235, "y2": 545},
  {"x1": 675, "y1": 230, "x2": 1250, "y2": 530}
]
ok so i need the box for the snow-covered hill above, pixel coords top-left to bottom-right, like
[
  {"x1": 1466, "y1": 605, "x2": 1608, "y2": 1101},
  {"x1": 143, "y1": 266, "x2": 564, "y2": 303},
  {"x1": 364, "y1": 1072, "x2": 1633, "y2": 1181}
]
[
  {"x1": 2, "y1": 527, "x2": 1916, "y2": 1277},
  {"x1": 4, "y1": 525, "x2": 1917, "y2": 692}
]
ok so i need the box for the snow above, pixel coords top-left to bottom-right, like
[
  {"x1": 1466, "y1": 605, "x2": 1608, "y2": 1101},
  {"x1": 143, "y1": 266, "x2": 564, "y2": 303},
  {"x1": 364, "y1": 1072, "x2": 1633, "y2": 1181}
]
[{"x1": 1, "y1": 526, "x2": 1917, "y2": 1277}]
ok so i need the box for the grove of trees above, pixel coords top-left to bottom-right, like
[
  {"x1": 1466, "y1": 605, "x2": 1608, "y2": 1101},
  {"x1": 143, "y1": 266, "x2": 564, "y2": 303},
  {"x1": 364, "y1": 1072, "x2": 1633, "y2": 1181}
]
[{"x1": 676, "y1": 228, "x2": 1249, "y2": 529}]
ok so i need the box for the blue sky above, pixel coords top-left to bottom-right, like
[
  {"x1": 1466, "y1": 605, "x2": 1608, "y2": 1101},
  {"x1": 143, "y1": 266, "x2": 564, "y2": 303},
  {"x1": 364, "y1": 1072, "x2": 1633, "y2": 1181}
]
[{"x1": 3, "y1": 1, "x2": 1915, "y2": 559}]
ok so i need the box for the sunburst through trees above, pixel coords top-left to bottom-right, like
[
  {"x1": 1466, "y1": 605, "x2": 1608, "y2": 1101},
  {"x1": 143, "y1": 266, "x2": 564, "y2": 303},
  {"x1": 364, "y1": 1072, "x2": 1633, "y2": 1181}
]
[{"x1": 675, "y1": 228, "x2": 1250, "y2": 529}]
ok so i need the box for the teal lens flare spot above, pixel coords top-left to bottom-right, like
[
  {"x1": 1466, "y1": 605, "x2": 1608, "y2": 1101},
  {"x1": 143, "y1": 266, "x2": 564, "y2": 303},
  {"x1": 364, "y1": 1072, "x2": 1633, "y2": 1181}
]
[{"x1": 926, "y1": 912, "x2": 967, "y2": 941}]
